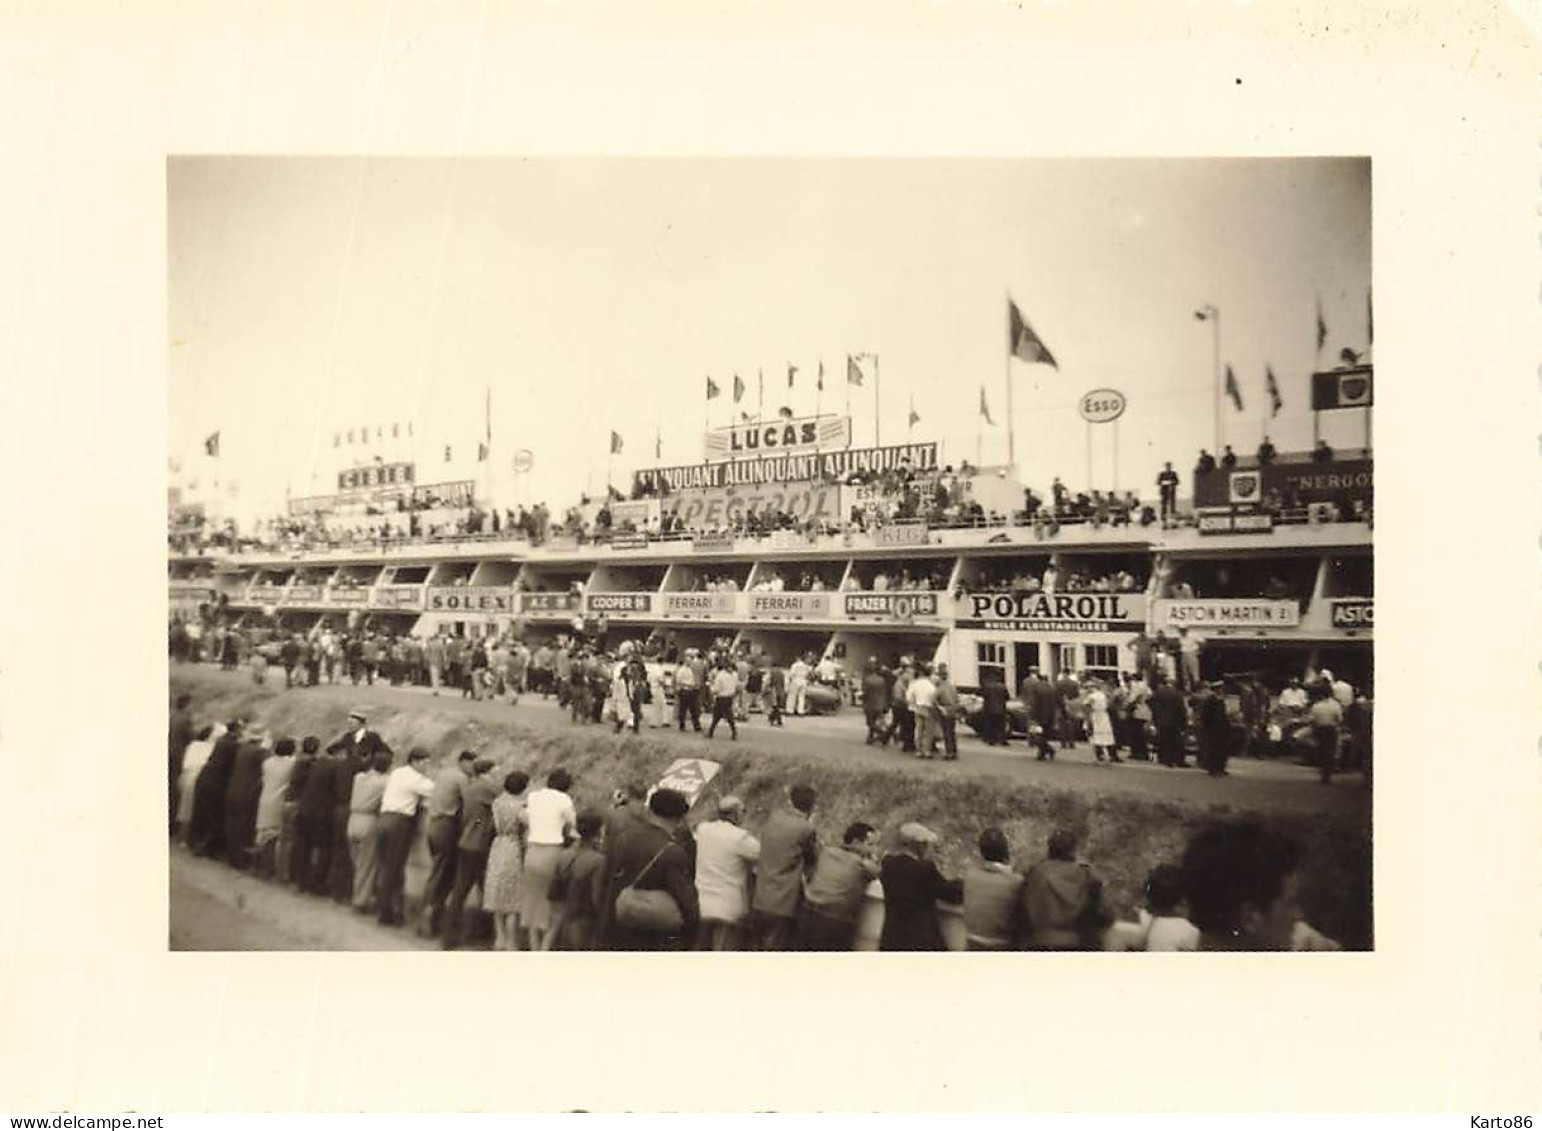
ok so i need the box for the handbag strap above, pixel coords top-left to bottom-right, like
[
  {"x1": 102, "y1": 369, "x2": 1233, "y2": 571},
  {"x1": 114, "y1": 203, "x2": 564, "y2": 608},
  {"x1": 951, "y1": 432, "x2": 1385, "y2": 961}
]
[{"x1": 624, "y1": 841, "x2": 673, "y2": 892}]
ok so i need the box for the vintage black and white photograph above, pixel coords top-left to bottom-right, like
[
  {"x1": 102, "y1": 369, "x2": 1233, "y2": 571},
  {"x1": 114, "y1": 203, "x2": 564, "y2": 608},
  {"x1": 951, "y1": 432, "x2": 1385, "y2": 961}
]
[{"x1": 166, "y1": 156, "x2": 1374, "y2": 954}]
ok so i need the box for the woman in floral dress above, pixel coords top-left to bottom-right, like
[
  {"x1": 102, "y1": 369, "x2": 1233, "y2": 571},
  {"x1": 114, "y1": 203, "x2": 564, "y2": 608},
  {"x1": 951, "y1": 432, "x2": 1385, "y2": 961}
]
[{"x1": 483, "y1": 769, "x2": 530, "y2": 950}]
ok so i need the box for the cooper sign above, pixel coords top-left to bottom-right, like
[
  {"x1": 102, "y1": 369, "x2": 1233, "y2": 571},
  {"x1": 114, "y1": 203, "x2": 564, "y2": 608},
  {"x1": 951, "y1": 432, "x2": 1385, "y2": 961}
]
[{"x1": 1078, "y1": 388, "x2": 1127, "y2": 424}]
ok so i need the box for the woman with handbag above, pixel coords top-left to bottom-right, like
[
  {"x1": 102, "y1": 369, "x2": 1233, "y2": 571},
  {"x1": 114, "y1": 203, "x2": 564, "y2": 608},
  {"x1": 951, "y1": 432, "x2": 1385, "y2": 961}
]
[
  {"x1": 483, "y1": 770, "x2": 530, "y2": 951},
  {"x1": 601, "y1": 788, "x2": 698, "y2": 951}
]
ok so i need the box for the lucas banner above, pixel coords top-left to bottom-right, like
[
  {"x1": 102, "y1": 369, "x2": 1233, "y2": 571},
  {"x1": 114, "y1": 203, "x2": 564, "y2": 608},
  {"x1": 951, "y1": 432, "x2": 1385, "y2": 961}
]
[
  {"x1": 635, "y1": 442, "x2": 939, "y2": 493},
  {"x1": 1154, "y1": 599, "x2": 1300, "y2": 629},
  {"x1": 662, "y1": 484, "x2": 842, "y2": 529},
  {"x1": 957, "y1": 592, "x2": 1144, "y2": 633},
  {"x1": 703, "y1": 415, "x2": 852, "y2": 461}
]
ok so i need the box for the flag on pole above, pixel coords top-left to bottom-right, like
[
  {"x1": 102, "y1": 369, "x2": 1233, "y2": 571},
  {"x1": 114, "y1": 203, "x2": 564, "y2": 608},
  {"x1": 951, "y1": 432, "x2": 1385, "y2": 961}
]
[
  {"x1": 203, "y1": 431, "x2": 220, "y2": 457},
  {"x1": 846, "y1": 355, "x2": 864, "y2": 387},
  {"x1": 908, "y1": 397, "x2": 920, "y2": 427},
  {"x1": 706, "y1": 376, "x2": 721, "y2": 400},
  {"x1": 477, "y1": 443, "x2": 489, "y2": 462},
  {"x1": 655, "y1": 430, "x2": 662, "y2": 459},
  {"x1": 778, "y1": 406, "x2": 794, "y2": 419},
  {"x1": 1008, "y1": 298, "x2": 1059, "y2": 368},
  {"x1": 733, "y1": 374, "x2": 746, "y2": 402},
  {"x1": 739, "y1": 411, "x2": 752, "y2": 423},
  {"x1": 391, "y1": 422, "x2": 399, "y2": 439},
  {"x1": 817, "y1": 360, "x2": 825, "y2": 391},
  {"x1": 787, "y1": 363, "x2": 797, "y2": 389},
  {"x1": 1366, "y1": 287, "x2": 1373, "y2": 346},
  {"x1": 444, "y1": 445, "x2": 452, "y2": 462},
  {"x1": 485, "y1": 387, "x2": 492, "y2": 444},
  {"x1": 1316, "y1": 295, "x2": 1328, "y2": 353},
  {"x1": 1225, "y1": 365, "x2": 1243, "y2": 412},
  {"x1": 610, "y1": 430, "x2": 624, "y2": 455},
  {"x1": 346, "y1": 429, "x2": 354, "y2": 444},
  {"x1": 979, "y1": 385, "x2": 994, "y2": 425},
  {"x1": 1266, "y1": 366, "x2": 1283, "y2": 416}
]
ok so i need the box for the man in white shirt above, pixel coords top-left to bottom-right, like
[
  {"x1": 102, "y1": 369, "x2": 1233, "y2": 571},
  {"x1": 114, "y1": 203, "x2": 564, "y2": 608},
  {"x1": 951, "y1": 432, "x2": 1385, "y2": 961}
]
[
  {"x1": 374, "y1": 747, "x2": 435, "y2": 926},
  {"x1": 788, "y1": 655, "x2": 812, "y2": 716},
  {"x1": 1309, "y1": 693, "x2": 1344, "y2": 784},
  {"x1": 706, "y1": 662, "x2": 740, "y2": 740},
  {"x1": 1331, "y1": 676, "x2": 1354, "y2": 707},
  {"x1": 1278, "y1": 678, "x2": 1309, "y2": 712},
  {"x1": 694, "y1": 796, "x2": 762, "y2": 950},
  {"x1": 907, "y1": 664, "x2": 940, "y2": 758}
]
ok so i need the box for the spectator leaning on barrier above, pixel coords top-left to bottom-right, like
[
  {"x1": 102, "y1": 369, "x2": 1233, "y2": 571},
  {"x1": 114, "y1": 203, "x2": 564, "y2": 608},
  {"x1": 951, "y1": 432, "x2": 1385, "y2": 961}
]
[
  {"x1": 693, "y1": 795, "x2": 762, "y2": 951},
  {"x1": 799, "y1": 821, "x2": 880, "y2": 951},
  {"x1": 879, "y1": 822, "x2": 963, "y2": 952},
  {"x1": 751, "y1": 783, "x2": 819, "y2": 950},
  {"x1": 962, "y1": 828, "x2": 1025, "y2": 951}
]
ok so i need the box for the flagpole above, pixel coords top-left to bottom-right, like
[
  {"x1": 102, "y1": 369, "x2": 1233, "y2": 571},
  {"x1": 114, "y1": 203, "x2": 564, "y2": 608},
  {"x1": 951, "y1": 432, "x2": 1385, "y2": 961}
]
[
  {"x1": 873, "y1": 354, "x2": 881, "y2": 448},
  {"x1": 1211, "y1": 308, "x2": 1221, "y2": 453},
  {"x1": 1085, "y1": 419, "x2": 1092, "y2": 493},
  {"x1": 1004, "y1": 347, "x2": 1015, "y2": 471},
  {"x1": 907, "y1": 393, "x2": 914, "y2": 443}
]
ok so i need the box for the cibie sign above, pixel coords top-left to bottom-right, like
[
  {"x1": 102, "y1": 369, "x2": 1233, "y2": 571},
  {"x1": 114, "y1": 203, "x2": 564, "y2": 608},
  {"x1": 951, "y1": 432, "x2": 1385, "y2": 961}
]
[{"x1": 1078, "y1": 388, "x2": 1127, "y2": 424}]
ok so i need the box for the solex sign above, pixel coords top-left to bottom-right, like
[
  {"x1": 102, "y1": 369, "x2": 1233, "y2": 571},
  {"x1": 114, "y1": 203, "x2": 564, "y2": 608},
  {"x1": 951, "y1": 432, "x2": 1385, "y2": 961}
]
[
  {"x1": 655, "y1": 758, "x2": 722, "y2": 810},
  {"x1": 1078, "y1": 388, "x2": 1127, "y2": 424},
  {"x1": 427, "y1": 587, "x2": 513, "y2": 613}
]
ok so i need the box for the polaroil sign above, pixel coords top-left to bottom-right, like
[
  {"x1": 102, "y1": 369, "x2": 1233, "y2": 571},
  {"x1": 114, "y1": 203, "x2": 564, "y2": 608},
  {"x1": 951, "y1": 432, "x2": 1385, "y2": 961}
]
[{"x1": 957, "y1": 592, "x2": 1145, "y2": 633}]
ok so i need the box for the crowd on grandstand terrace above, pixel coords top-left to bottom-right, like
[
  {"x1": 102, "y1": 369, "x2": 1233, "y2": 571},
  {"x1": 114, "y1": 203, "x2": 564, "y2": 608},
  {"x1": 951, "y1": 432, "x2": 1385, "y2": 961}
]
[
  {"x1": 169, "y1": 673, "x2": 1352, "y2": 951},
  {"x1": 169, "y1": 438, "x2": 1372, "y2": 558},
  {"x1": 971, "y1": 560, "x2": 1146, "y2": 596}
]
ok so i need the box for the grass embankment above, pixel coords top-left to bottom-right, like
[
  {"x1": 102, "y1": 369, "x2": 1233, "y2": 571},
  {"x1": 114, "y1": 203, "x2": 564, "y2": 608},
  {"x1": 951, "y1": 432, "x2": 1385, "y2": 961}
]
[{"x1": 173, "y1": 672, "x2": 1373, "y2": 949}]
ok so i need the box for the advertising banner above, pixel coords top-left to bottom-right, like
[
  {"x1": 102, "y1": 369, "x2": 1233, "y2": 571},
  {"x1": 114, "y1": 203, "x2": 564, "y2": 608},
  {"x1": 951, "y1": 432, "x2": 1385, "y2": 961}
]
[
  {"x1": 662, "y1": 592, "x2": 739, "y2": 616},
  {"x1": 1194, "y1": 458, "x2": 1372, "y2": 509},
  {"x1": 586, "y1": 592, "x2": 654, "y2": 614},
  {"x1": 1330, "y1": 598, "x2": 1374, "y2": 629},
  {"x1": 373, "y1": 585, "x2": 425, "y2": 610},
  {"x1": 1197, "y1": 510, "x2": 1275, "y2": 535},
  {"x1": 338, "y1": 461, "x2": 415, "y2": 492},
  {"x1": 766, "y1": 529, "x2": 816, "y2": 550},
  {"x1": 609, "y1": 534, "x2": 650, "y2": 551},
  {"x1": 635, "y1": 441, "x2": 939, "y2": 493},
  {"x1": 608, "y1": 499, "x2": 661, "y2": 532},
  {"x1": 327, "y1": 587, "x2": 370, "y2": 604},
  {"x1": 691, "y1": 533, "x2": 738, "y2": 553},
  {"x1": 872, "y1": 522, "x2": 930, "y2": 547},
  {"x1": 169, "y1": 582, "x2": 213, "y2": 600},
  {"x1": 655, "y1": 758, "x2": 722, "y2": 810},
  {"x1": 520, "y1": 591, "x2": 582, "y2": 614},
  {"x1": 956, "y1": 592, "x2": 1145, "y2": 633},
  {"x1": 662, "y1": 484, "x2": 843, "y2": 529},
  {"x1": 747, "y1": 592, "x2": 832, "y2": 620},
  {"x1": 703, "y1": 415, "x2": 852, "y2": 461},
  {"x1": 1154, "y1": 599, "x2": 1300, "y2": 629},
  {"x1": 286, "y1": 585, "x2": 324, "y2": 603},
  {"x1": 844, "y1": 592, "x2": 940, "y2": 621},
  {"x1": 426, "y1": 587, "x2": 514, "y2": 614},
  {"x1": 249, "y1": 584, "x2": 288, "y2": 603}
]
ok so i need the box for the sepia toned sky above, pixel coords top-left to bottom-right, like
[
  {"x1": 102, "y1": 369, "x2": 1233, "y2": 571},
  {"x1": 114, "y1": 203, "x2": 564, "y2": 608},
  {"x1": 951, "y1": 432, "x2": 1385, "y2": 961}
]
[{"x1": 169, "y1": 157, "x2": 1371, "y2": 520}]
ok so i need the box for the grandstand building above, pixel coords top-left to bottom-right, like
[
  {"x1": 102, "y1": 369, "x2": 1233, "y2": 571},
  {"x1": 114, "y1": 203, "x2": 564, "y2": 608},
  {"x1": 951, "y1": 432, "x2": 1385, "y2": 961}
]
[{"x1": 169, "y1": 427, "x2": 1374, "y2": 694}]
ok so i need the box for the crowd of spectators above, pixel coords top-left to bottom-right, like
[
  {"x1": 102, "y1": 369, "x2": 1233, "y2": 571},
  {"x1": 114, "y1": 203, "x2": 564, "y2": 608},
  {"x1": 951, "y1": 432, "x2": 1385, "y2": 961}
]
[{"x1": 972, "y1": 560, "x2": 1146, "y2": 596}]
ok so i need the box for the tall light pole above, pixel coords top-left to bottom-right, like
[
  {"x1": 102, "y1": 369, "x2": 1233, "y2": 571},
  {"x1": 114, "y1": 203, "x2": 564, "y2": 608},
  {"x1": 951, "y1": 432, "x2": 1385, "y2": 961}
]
[{"x1": 1194, "y1": 304, "x2": 1220, "y2": 454}]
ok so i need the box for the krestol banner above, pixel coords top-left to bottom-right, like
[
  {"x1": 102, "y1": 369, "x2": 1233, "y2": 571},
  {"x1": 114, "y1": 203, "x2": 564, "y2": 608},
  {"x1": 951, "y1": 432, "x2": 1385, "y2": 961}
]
[{"x1": 661, "y1": 484, "x2": 842, "y2": 529}]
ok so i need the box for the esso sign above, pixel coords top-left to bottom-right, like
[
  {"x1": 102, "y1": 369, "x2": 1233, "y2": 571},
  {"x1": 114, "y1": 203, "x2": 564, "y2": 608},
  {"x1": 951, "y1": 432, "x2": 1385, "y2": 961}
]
[
  {"x1": 511, "y1": 449, "x2": 535, "y2": 473},
  {"x1": 1079, "y1": 388, "x2": 1127, "y2": 424}
]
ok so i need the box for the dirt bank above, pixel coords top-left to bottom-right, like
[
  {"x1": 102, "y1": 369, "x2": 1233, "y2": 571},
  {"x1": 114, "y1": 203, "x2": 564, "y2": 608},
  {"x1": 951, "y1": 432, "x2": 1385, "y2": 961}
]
[{"x1": 172, "y1": 666, "x2": 1373, "y2": 948}]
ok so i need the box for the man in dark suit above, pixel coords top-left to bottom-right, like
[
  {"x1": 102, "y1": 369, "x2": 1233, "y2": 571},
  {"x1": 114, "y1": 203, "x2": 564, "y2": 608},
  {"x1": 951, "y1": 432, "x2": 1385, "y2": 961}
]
[
  {"x1": 1150, "y1": 675, "x2": 1190, "y2": 768},
  {"x1": 860, "y1": 660, "x2": 891, "y2": 745},
  {"x1": 1020, "y1": 670, "x2": 1058, "y2": 761},
  {"x1": 294, "y1": 737, "x2": 338, "y2": 894},
  {"x1": 189, "y1": 719, "x2": 243, "y2": 858},
  {"x1": 224, "y1": 726, "x2": 269, "y2": 869},
  {"x1": 979, "y1": 672, "x2": 1009, "y2": 747},
  {"x1": 169, "y1": 694, "x2": 194, "y2": 835}
]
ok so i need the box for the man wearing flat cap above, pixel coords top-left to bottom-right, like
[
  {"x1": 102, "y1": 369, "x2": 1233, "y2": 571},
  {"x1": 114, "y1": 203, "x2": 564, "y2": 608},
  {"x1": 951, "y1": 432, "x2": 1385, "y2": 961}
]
[{"x1": 878, "y1": 822, "x2": 963, "y2": 951}]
